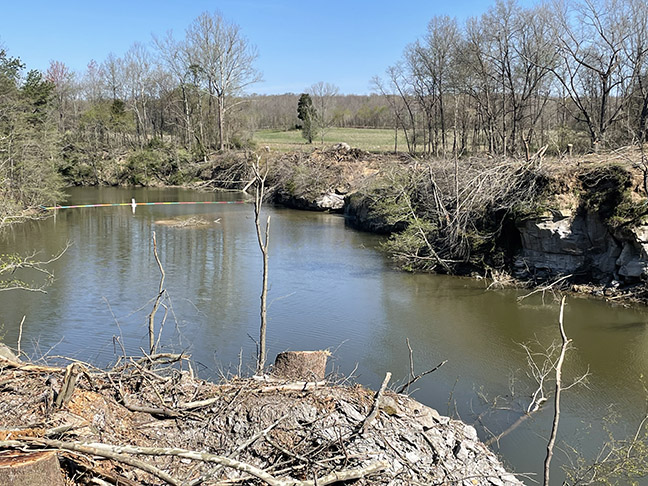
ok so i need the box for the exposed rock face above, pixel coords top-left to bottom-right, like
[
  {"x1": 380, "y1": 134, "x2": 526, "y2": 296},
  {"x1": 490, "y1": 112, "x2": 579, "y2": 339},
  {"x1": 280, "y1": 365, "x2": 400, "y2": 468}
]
[
  {"x1": 616, "y1": 226, "x2": 648, "y2": 278},
  {"x1": 275, "y1": 192, "x2": 345, "y2": 212},
  {"x1": 516, "y1": 210, "x2": 648, "y2": 283},
  {"x1": 316, "y1": 192, "x2": 345, "y2": 210}
]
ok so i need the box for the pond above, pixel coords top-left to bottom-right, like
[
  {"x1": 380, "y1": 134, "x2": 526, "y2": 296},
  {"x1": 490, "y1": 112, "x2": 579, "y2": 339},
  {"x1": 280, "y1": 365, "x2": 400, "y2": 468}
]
[{"x1": 2, "y1": 186, "x2": 648, "y2": 484}]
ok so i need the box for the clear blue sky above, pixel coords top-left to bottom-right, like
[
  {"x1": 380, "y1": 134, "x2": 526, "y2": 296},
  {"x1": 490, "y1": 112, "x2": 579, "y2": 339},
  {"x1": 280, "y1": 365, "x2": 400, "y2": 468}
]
[{"x1": 0, "y1": 0, "x2": 532, "y2": 95}]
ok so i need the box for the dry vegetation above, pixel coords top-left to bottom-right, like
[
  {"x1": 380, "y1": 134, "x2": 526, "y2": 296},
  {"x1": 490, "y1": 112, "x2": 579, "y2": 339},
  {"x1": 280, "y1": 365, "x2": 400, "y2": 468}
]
[
  {"x1": 0, "y1": 347, "x2": 521, "y2": 486},
  {"x1": 153, "y1": 216, "x2": 216, "y2": 228}
]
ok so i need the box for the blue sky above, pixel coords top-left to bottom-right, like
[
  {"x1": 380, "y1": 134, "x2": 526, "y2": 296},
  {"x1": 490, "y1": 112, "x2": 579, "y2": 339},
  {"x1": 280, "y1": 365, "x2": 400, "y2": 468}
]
[{"x1": 1, "y1": 0, "x2": 529, "y2": 95}]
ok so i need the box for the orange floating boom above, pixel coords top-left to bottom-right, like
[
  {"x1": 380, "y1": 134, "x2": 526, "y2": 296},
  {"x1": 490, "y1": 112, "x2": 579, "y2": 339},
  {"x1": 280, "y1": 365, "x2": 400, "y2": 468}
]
[{"x1": 40, "y1": 201, "x2": 247, "y2": 210}]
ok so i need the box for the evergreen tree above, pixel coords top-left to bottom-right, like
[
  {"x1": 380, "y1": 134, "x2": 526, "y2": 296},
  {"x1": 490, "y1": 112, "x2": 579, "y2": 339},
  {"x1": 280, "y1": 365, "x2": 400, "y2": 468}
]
[
  {"x1": 297, "y1": 93, "x2": 317, "y2": 143},
  {"x1": 0, "y1": 49, "x2": 62, "y2": 226}
]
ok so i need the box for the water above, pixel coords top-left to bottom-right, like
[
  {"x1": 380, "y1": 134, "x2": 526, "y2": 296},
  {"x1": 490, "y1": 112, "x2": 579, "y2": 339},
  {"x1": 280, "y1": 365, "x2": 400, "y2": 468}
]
[{"x1": 2, "y1": 186, "x2": 648, "y2": 483}]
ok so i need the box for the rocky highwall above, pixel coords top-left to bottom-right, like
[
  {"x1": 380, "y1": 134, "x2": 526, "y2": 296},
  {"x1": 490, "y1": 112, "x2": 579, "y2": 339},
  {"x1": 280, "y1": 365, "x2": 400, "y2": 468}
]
[{"x1": 515, "y1": 210, "x2": 648, "y2": 285}]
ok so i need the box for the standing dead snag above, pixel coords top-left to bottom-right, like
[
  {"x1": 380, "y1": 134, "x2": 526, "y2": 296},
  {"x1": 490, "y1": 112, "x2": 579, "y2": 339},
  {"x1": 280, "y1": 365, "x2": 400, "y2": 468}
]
[
  {"x1": 544, "y1": 296, "x2": 569, "y2": 486},
  {"x1": 252, "y1": 154, "x2": 271, "y2": 374},
  {"x1": 486, "y1": 297, "x2": 588, "y2": 449},
  {"x1": 148, "y1": 231, "x2": 166, "y2": 355},
  {"x1": 54, "y1": 363, "x2": 81, "y2": 408}
]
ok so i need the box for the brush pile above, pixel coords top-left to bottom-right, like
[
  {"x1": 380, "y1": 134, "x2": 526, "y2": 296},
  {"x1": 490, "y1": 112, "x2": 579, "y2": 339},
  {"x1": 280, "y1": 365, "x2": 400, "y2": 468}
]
[{"x1": 0, "y1": 345, "x2": 522, "y2": 485}]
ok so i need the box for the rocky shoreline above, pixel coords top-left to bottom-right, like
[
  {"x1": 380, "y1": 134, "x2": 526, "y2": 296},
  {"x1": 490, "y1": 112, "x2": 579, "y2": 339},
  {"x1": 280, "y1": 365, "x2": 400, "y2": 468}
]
[{"x1": 240, "y1": 147, "x2": 648, "y2": 306}]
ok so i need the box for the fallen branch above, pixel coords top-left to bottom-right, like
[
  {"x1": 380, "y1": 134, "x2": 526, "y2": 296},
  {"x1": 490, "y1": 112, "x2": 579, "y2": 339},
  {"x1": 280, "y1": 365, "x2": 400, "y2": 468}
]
[
  {"x1": 0, "y1": 355, "x2": 63, "y2": 373},
  {"x1": 0, "y1": 438, "x2": 388, "y2": 486},
  {"x1": 178, "y1": 396, "x2": 221, "y2": 410},
  {"x1": 285, "y1": 461, "x2": 388, "y2": 486},
  {"x1": 361, "y1": 372, "x2": 391, "y2": 434},
  {"x1": 0, "y1": 439, "x2": 181, "y2": 486},
  {"x1": 260, "y1": 381, "x2": 326, "y2": 393},
  {"x1": 186, "y1": 415, "x2": 290, "y2": 486},
  {"x1": 61, "y1": 453, "x2": 140, "y2": 486},
  {"x1": 398, "y1": 360, "x2": 447, "y2": 394},
  {"x1": 484, "y1": 413, "x2": 533, "y2": 447},
  {"x1": 252, "y1": 375, "x2": 327, "y2": 392}
]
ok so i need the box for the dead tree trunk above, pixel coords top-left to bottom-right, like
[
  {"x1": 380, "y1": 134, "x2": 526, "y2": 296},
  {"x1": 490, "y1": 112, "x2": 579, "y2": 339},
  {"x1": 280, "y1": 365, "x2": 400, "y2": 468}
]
[
  {"x1": 544, "y1": 296, "x2": 569, "y2": 486},
  {"x1": 252, "y1": 155, "x2": 270, "y2": 374},
  {"x1": 148, "y1": 231, "x2": 166, "y2": 355}
]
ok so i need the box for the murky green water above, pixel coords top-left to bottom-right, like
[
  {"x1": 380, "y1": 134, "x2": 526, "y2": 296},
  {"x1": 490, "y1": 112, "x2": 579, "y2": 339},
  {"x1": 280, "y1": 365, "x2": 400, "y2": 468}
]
[{"x1": 2, "y1": 186, "x2": 648, "y2": 483}]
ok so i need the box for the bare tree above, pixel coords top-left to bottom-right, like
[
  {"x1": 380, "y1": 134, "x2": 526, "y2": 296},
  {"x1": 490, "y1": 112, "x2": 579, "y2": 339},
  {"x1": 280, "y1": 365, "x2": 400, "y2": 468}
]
[
  {"x1": 45, "y1": 60, "x2": 77, "y2": 132},
  {"x1": 407, "y1": 16, "x2": 460, "y2": 156},
  {"x1": 626, "y1": 0, "x2": 648, "y2": 143},
  {"x1": 81, "y1": 59, "x2": 104, "y2": 104},
  {"x1": 101, "y1": 52, "x2": 126, "y2": 102},
  {"x1": 309, "y1": 81, "x2": 340, "y2": 144},
  {"x1": 251, "y1": 154, "x2": 270, "y2": 373},
  {"x1": 512, "y1": 4, "x2": 558, "y2": 158},
  {"x1": 550, "y1": 0, "x2": 637, "y2": 150},
  {"x1": 154, "y1": 31, "x2": 198, "y2": 150},
  {"x1": 185, "y1": 12, "x2": 261, "y2": 151},
  {"x1": 123, "y1": 43, "x2": 154, "y2": 146},
  {"x1": 372, "y1": 66, "x2": 418, "y2": 154}
]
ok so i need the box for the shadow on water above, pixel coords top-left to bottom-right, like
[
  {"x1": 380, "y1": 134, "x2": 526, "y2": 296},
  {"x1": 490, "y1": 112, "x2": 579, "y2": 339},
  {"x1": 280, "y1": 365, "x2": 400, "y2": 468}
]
[{"x1": 611, "y1": 321, "x2": 648, "y2": 331}]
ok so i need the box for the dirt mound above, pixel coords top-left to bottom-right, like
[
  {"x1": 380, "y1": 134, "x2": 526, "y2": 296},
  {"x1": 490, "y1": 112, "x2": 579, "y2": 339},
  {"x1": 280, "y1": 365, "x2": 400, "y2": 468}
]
[{"x1": 0, "y1": 348, "x2": 523, "y2": 485}]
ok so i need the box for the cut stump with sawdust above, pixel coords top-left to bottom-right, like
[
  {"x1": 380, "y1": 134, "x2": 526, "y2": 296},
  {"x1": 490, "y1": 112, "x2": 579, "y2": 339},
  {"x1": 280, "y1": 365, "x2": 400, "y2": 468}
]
[
  {"x1": 272, "y1": 350, "x2": 329, "y2": 381},
  {"x1": 0, "y1": 450, "x2": 64, "y2": 486}
]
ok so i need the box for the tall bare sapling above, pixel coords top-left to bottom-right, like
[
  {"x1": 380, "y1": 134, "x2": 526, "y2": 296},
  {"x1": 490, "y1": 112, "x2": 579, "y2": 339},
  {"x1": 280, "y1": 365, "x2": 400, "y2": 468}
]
[{"x1": 252, "y1": 154, "x2": 270, "y2": 373}]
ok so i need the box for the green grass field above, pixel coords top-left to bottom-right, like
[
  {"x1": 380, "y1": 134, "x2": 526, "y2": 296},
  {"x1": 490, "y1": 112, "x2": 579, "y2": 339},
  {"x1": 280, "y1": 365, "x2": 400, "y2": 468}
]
[{"x1": 253, "y1": 127, "x2": 400, "y2": 153}]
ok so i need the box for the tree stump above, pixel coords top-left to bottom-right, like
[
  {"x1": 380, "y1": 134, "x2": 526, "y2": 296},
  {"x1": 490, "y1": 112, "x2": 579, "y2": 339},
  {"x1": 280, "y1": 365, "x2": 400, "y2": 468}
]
[
  {"x1": 0, "y1": 450, "x2": 64, "y2": 486},
  {"x1": 272, "y1": 350, "x2": 329, "y2": 381}
]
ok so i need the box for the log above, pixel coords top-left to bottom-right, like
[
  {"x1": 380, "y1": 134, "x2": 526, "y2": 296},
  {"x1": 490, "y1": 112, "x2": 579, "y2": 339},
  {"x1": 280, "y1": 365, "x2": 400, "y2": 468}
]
[
  {"x1": 0, "y1": 450, "x2": 64, "y2": 486},
  {"x1": 272, "y1": 350, "x2": 329, "y2": 382},
  {"x1": 0, "y1": 344, "x2": 20, "y2": 364}
]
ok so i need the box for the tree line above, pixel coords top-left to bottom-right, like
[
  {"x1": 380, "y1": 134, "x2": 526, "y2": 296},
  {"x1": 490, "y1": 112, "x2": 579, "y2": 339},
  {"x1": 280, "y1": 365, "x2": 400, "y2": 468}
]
[
  {"x1": 42, "y1": 0, "x2": 648, "y2": 160},
  {"x1": 4, "y1": 0, "x2": 648, "y2": 221},
  {"x1": 374, "y1": 0, "x2": 648, "y2": 157}
]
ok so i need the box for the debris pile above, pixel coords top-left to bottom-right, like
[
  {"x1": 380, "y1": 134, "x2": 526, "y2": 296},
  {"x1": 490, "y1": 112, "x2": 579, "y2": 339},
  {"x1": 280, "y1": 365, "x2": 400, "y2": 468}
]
[{"x1": 0, "y1": 346, "x2": 522, "y2": 485}]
